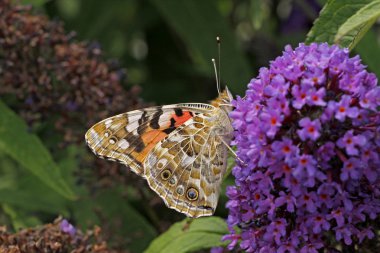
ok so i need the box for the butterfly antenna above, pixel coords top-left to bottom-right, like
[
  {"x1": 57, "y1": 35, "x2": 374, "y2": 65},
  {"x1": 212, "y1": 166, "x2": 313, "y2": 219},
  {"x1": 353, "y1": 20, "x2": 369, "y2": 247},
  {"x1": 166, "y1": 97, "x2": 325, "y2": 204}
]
[
  {"x1": 212, "y1": 36, "x2": 222, "y2": 95},
  {"x1": 217, "y1": 36, "x2": 221, "y2": 91},
  {"x1": 212, "y1": 58, "x2": 221, "y2": 94}
]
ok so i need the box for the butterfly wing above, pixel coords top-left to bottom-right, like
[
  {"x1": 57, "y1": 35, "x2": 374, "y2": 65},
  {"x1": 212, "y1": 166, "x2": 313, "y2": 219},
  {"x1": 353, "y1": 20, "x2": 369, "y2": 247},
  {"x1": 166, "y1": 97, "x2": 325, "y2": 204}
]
[
  {"x1": 144, "y1": 112, "x2": 230, "y2": 217},
  {"x1": 85, "y1": 104, "x2": 214, "y2": 175},
  {"x1": 85, "y1": 103, "x2": 232, "y2": 218}
]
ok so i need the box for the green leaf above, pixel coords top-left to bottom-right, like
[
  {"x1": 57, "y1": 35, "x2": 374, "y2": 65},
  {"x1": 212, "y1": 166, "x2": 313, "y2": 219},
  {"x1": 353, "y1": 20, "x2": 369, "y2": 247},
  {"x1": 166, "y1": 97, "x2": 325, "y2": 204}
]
[
  {"x1": 0, "y1": 189, "x2": 66, "y2": 214},
  {"x1": 2, "y1": 204, "x2": 41, "y2": 230},
  {"x1": 149, "y1": 0, "x2": 251, "y2": 94},
  {"x1": 224, "y1": 155, "x2": 236, "y2": 180},
  {"x1": 71, "y1": 196, "x2": 100, "y2": 230},
  {"x1": 0, "y1": 152, "x2": 68, "y2": 214},
  {"x1": 20, "y1": 0, "x2": 48, "y2": 7},
  {"x1": 306, "y1": 0, "x2": 375, "y2": 49},
  {"x1": 144, "y1": 217, "x2": 228, "y2": 253},
  {"x1": 335, "y1": 0, "x2": 380, "y2": 49},
  {"x1": 55, "y1": 0, "x2": 81, "y2": 19},
  {"x1": 96, "y1": 189, "x2": 157, "y2": 252},
  {"x1": 355, "y1": 29, "x2": 380, "y2": 78},
  {"x1": 56, "y1": 145, "x2": 84, "y2": 187},
  {"x1": 0, "y1": 152, "x2": 67, "y2": 214},
  {"x1": 72, "y1": 188, "x2": 157, "y2": 252},
  {"x1": 0, "y1": 100, "x2": 76, "y2": 200}
]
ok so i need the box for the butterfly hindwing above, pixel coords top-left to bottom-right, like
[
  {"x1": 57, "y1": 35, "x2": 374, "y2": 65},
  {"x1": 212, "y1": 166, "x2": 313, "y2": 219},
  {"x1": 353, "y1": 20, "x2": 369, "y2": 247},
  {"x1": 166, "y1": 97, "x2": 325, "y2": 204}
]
[{"x1": 144, "y1": 113, "x2": 229, "y2": 217}]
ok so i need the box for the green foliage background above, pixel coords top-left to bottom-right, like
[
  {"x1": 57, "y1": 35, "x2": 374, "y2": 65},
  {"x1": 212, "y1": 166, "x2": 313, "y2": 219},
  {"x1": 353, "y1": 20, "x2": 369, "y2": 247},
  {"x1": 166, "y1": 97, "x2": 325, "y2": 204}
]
[{"x1": 1, "y1": 0, "x2": 380, "y2": 252}]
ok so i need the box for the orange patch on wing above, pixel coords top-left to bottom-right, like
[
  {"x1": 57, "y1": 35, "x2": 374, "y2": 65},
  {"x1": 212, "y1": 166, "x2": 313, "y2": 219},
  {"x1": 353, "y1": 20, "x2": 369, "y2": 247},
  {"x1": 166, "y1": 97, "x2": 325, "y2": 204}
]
[
  {"x1": 172, "y1": 111, "x2": 193, "y2": 127},
  {"x1": 133, "y1": 111, "x2": 193, "y2": 164},
  {"x1": 134, "y1": 129, "x2": 168, "y2": 163},
  {"x1": 142, "y1": 129, "x2": 168, "y2": 144}
]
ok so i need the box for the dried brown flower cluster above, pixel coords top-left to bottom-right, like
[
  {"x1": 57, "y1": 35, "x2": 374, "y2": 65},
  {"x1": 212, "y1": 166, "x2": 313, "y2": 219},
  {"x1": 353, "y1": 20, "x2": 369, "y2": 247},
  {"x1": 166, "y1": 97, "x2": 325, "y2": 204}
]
[
  {"x1": 0, "y1": 0, "x2": 146, "y2": 184},
  {"x1": 0, "y1": 217, "x2": 120, "y2": 253},
  {"x1": 0, "y1": 0, "x2": 144, "y2": 145}
]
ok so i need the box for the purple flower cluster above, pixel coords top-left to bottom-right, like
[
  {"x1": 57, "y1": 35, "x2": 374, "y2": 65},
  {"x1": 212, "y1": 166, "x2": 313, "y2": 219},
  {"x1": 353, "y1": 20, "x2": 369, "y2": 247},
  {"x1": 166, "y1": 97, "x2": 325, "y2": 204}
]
[{"x1": 225, "y1": 43, "x2": 380, "y2": 252}]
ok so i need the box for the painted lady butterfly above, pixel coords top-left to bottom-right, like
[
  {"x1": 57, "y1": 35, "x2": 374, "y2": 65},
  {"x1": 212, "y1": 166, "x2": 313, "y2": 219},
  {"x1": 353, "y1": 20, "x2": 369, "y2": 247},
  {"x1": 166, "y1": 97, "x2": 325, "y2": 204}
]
[{"x1": 85, "y1": 88, "x2": 234, "y2": 218}]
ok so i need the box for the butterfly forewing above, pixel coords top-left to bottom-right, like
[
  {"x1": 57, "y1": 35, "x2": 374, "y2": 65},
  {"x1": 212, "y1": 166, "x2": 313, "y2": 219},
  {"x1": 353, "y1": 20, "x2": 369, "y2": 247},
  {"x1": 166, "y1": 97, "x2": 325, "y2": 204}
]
[
  {"x1": 85, "y1": 105, "x2": 213, "y2": 174},
  {"x1": 86, "y1": 108, "x2": 162, "y2": 175}
]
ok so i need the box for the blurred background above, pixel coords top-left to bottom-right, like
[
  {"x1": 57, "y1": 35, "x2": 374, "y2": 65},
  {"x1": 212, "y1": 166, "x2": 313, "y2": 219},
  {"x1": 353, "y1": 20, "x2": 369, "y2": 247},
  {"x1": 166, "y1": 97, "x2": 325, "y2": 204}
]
[
  {"x1": 1, "y1": 0, "x2": 379, "y2": 252},
  {"x1": 40, "y1": 0, "x2": 323, "y2": 103}
]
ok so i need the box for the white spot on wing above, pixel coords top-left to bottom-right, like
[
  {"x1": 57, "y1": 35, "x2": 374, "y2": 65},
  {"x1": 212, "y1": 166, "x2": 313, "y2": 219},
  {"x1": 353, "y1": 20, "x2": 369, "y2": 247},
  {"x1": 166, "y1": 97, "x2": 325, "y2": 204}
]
[
  {"x1": 126, "y1": 114, "x2": 141, "y2": 132},
  {"x1": 126, "y1": 121, "x2": 139, "y2": 132},
  {"x1": 147, "y1": 154, "x2": 157, "y2": 167},
  {"x1": 158, "y1": 113, "x2": 171, "y2": 127},
  {"x1": 157, "y1": 158, "x2": 168, "y2": 169},
  {"x1": 181, "y1": 155, "x2": 195, "y2": 167},
  {"x1": 105, "y1": 119, "x2": 113, "y2": 128},
  {"x1": 118, "y1": 139, "x2": 130, "y2": 149},
  {"x1": 109, "y1": 122, "x2": 121, "y2": 130},
  {"x1": 169, "y1": 135, "x2": 184, "y2": 142},
  {"x1": 88, "y1": 129, "x2": 101, "y2": 145}
]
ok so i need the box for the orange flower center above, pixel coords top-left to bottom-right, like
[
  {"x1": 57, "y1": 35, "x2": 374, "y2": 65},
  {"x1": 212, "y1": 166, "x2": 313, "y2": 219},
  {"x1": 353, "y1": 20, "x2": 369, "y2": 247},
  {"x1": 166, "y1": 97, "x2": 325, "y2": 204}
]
[
  {"x1": 283, "y1": 146, "x2": 290, "y2": 153},
  {"x1": 283, "y1": 165, "x2": 291, "y2": 172}
]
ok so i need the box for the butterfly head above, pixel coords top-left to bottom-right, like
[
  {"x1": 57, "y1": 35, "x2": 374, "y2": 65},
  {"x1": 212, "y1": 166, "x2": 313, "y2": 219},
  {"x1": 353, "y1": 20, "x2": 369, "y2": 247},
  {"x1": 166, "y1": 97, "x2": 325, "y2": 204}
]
[{"x1": 212, "y1": 86, "x2": 234, "y2": 112}]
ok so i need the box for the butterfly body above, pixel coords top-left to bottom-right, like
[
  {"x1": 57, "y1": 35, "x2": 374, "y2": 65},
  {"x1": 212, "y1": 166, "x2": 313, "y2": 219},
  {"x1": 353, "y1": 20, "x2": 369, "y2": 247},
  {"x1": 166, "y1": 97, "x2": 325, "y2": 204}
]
[{"x1": 85, "y1": 88, "x2": 233, "y2": 217}]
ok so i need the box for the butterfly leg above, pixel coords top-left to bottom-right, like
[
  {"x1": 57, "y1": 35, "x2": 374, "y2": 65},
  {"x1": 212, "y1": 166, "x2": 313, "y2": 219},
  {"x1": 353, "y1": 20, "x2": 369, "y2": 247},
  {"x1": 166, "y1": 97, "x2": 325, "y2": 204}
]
[{"x1": 217, "y1": 136, "x2": 246, "y2": 166}]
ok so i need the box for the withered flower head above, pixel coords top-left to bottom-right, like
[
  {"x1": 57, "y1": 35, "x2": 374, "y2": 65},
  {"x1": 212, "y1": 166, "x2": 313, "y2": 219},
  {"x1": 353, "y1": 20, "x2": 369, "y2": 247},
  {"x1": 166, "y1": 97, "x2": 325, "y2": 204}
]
[
  {"x1": 0, "y1": 0, "x2": 144, "y2": 145},
  {"x1": 0, "y1": 217, "x2": 120, "y2": 253},
  {"x1": 0, "y1": 0, "x2": 146, "y2": 185}
]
